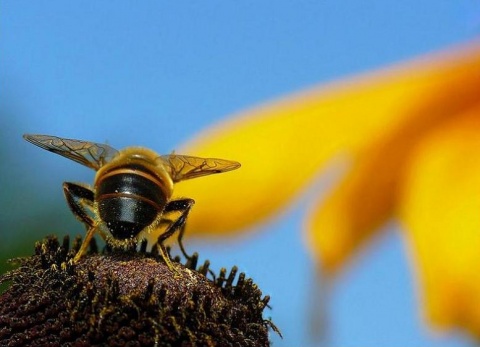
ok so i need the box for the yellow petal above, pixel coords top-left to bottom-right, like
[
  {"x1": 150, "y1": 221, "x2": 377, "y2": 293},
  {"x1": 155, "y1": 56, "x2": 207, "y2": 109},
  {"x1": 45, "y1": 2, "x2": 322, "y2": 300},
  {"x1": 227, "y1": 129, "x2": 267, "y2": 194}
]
[
  {"x1": 399, "y1": 109, "x2": 480, "y2": 334},
  {"x1": 175, "y1": 41, "x2": 480, "y2": 239},
  {"x1": 306, "y1": 42, "x2": 480, "y2": 275},
  {"x1": 305, "y1": 148, "x2": 400, "y2": 276}
]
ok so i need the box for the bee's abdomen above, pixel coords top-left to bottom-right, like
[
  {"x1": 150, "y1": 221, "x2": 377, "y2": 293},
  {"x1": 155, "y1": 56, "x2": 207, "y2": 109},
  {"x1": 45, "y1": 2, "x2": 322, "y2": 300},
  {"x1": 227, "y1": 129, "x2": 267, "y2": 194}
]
[{"x1": 96, "y1": 172, "x2": 166, "y2": 239}]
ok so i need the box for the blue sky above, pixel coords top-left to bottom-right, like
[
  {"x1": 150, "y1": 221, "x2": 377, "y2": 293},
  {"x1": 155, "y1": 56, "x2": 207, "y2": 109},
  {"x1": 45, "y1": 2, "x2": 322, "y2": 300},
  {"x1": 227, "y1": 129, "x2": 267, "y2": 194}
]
[{"x1": 2, "y1": 2, "x2": 479, "y2": 346}]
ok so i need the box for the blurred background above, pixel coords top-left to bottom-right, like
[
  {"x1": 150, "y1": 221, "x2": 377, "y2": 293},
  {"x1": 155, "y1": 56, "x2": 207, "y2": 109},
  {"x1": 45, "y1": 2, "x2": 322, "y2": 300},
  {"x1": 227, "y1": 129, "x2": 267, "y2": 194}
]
[{"x1": 1, "y1": 2, "x2": 479, "y2": 346}]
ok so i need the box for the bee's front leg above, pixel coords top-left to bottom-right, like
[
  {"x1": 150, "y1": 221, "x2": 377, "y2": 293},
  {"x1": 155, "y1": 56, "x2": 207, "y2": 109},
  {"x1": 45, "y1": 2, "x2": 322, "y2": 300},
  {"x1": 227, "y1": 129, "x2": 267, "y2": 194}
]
[
  {"x1": 162, "y1": 198, "x2": 195, "y2": 259},
  {"x1": 152, "y1": 198, "x2": 195, "y2": 272},
  {"x1": 62, "y1": 182, "x2": 100, "y2": 262}
]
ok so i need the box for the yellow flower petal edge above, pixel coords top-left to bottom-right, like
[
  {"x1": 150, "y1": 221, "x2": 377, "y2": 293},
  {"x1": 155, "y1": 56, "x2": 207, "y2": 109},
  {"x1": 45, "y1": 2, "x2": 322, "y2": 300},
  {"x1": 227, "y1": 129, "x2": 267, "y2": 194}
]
[
  {"x1": 399, "y1": 109, "x2": 480, "y2": 334},
  {"x1": 306, "y1": 41, "x2": 480, "y2": 275},
  {"x1": 175, "y1": 41, "x2": 480, "y2": 239}
]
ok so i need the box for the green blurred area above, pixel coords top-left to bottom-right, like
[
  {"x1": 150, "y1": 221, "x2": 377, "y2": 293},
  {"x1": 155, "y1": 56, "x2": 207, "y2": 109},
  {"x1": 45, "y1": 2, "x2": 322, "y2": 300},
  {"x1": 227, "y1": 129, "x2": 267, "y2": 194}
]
[{"x1": 0, "y1": 106, "x2": 84, "y2": 277}]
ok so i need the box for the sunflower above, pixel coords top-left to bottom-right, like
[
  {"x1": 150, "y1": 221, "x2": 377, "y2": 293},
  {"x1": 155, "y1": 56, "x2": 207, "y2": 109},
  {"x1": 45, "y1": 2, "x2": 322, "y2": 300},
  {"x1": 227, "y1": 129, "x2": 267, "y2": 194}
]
[{"x1": 173, "y1": 41, "x2": 480, "y2": 336}]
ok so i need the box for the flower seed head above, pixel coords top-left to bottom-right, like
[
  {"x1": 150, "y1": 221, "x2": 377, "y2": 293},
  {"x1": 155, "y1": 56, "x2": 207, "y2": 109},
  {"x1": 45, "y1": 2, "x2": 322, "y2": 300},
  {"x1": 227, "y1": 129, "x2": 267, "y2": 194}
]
[{"x1": 0, "y1": 236, "x2": 279, "y2": 346}]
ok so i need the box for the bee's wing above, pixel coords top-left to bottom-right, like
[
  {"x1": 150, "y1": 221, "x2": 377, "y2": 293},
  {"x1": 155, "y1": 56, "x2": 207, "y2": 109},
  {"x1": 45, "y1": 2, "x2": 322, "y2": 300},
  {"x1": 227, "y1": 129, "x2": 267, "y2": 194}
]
[
  {"x1": 159, "y1": 154, "x2": 241, "y2": 182},
  {"x1": 23, "y1": 134, "x2": 119, "y2": 170}
]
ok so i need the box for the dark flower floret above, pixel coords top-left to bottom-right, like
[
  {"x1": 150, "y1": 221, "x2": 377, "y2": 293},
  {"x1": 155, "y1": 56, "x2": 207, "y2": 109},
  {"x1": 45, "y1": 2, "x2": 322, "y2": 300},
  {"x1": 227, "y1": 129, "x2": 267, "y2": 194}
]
[{"x1": 0, "y1": 236, "x2": 279, "y2": 347}]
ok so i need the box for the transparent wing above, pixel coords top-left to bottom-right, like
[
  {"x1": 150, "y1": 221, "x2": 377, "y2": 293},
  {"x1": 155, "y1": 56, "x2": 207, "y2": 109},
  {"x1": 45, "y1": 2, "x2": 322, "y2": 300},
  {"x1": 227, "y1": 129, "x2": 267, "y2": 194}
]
[
  {"x1": 159, "y1": 154, "x2": 241, "y2": 182},
  {"x1": 23, "y1": 134, "x2": 119, "y2": 170}
]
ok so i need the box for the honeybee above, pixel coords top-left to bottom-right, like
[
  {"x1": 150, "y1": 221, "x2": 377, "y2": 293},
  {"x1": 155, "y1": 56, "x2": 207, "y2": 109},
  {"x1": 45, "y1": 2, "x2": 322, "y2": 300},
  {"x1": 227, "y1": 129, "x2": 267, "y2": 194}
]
[{"x1": 23, "y1": 134, "x2": 240, "y2": 271}]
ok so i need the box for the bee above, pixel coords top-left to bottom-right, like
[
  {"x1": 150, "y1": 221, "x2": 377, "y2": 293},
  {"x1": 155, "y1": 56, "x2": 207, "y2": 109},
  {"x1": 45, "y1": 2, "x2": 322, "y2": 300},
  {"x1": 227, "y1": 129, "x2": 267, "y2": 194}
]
[{"x1": 23, "y1": 134, "x2": 240, "y2": 271}]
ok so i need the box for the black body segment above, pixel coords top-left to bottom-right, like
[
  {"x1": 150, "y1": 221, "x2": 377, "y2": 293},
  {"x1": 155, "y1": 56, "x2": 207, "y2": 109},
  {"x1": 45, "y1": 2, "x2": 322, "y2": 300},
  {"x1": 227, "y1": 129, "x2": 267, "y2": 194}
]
[
  {"x1": 96, "y1": 170, "x2": 167, "y2": 239},
  {"x1": 97, "y1": 172, "x2": 166, "y2": 209},
  {"x1": 99, "y1": 197, "x2": 157, "y2": 239}
]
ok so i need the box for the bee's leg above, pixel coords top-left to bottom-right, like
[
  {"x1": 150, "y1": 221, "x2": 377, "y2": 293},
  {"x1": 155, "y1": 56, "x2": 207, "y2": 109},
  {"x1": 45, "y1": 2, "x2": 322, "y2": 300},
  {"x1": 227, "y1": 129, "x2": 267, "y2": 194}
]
[
  {"x1": 152, "y1": 198, "x2": 194, "y2": 271},
  {"x1": 177, "y1": 224, "x2": 189, "y2": 259},
  {"x1": 62, "y1": 182, "x2": 99, "y2": 262},
  {"x1": 163, "y1": 198, "x2": 195, "y2": 259}
]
